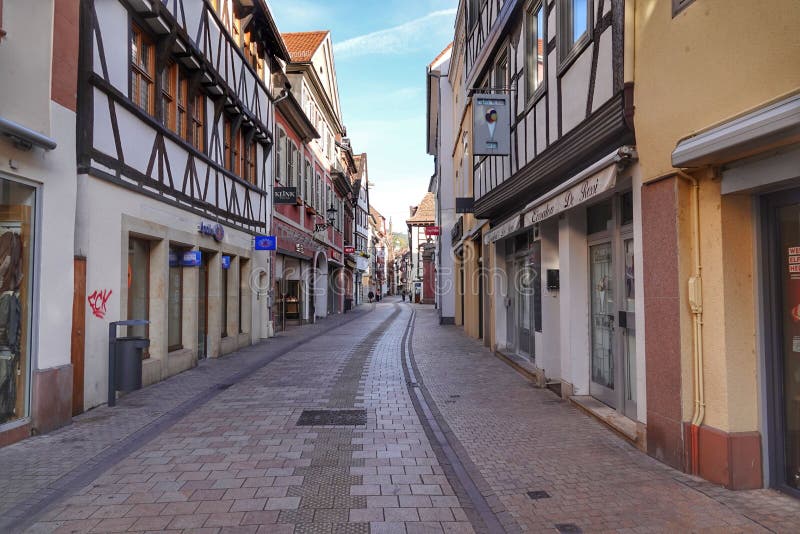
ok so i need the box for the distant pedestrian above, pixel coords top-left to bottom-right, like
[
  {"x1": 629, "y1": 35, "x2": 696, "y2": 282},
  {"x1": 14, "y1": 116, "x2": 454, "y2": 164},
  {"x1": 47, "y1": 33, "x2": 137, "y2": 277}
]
[
  {"x1": 368, "y1": 290, "x2": 374, "y2": 303},
  {"x1": 402, "y1": 289, "x2": 407, "y2": 302}
]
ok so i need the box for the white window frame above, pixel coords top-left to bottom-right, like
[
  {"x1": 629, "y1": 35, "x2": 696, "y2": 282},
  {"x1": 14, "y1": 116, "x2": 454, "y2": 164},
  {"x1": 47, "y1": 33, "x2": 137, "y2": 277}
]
[{"x1": 525, "y1": 0, "x2": 546, "y2": 103}]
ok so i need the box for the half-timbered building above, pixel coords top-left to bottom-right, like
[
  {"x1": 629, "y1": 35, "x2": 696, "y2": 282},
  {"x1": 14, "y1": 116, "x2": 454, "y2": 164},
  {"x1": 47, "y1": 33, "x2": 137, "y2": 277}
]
[
  {"x1": 281, "y1": 31, "x2": 351, "y2": 318},
  {"x1": 455, "y1": 0, "x2": 644, "y2": 441},
  {"x1": 75, "y1": 0, "x2": 287, "y2": 410}
]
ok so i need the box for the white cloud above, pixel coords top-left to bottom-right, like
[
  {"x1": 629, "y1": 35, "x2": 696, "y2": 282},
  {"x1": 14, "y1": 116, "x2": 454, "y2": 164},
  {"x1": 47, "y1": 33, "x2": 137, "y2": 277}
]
[{"x1": 334, "y1": 9, "x2": 456, "y2": 59}]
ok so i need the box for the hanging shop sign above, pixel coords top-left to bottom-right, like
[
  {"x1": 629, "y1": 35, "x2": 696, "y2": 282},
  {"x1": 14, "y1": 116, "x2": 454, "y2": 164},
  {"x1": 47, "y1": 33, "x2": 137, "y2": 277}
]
[
  {"x1": 254, "y1": 235, "x2": 277, "y2": 251},
  {"x1": 274, "y1": 187, "x2": 298, "y2": 204},
  {"x1": 198, "y1": 221, "x2": 224, "y2": 242},
  {"x1": 424, "y1": 226, "x2": 441, "y2": 237},
  {"x1": 472, "y1": 93, "x2": 510, "y2": 156},
  {"x1": 222, "y1": 255, "x2": 231, "y2": 269},
  {"x1": 456, "y1": 197, "x2": 475, "y2": 213},
  {"x1": 344, "y1": 246, "x2": 355, "y2": 254},
  {"x1": 523, "y1": 165, "x2": 616, "y2": 226},
  {"x1": 180, "y1": 251, "x2": 202, "y2": 267}
]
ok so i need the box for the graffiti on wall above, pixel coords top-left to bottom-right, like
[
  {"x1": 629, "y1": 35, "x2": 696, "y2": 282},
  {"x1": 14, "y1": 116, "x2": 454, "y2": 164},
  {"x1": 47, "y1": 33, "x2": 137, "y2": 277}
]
[{"x1": 88, "y1": 289, "x2": 112, "y2": 319}]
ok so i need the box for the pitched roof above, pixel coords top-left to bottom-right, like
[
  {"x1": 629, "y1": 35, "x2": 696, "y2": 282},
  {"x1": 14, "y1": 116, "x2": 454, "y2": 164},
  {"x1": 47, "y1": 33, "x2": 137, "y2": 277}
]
[
  {"x1": 429, "y1": 42, "x2": 453, "y2": 69},
  {"x1": 282, "y1": 31, "x2": 328, "y2": 63},
  {"x1": 406, "y1": 192, "x2": 435, "y2": 225},
  {"x1": 370, "y1": 206, "x2": 384, "y2": 223}
]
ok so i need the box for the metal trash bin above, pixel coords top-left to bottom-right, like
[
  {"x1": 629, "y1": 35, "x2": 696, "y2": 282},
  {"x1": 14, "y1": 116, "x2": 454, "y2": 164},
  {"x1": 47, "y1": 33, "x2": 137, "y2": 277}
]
[{"x1": 114, "y1": 336, "x2": 148, "y2": 392}]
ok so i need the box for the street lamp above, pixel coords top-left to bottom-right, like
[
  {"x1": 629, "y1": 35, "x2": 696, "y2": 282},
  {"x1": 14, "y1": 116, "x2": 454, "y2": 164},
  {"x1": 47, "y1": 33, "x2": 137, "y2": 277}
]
[{"x1": 315, "y1": 204, "x2": 338, "y2": 232}]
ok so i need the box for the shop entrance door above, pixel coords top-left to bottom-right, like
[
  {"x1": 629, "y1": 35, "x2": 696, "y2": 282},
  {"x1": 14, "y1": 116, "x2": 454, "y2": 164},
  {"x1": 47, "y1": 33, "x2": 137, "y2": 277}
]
[
  {"x1": 197, "y1": 252, "x2": 208, "y2": 359},
  {"x1": 588, "y1": 195, "x2": 637, "y2": 418},
  {"x1": 590, "y1": 242, "x2": 616, "y2": 407},
  {"x1": 515, "y1": 258, "x2": 533, "y2": 358},
  {"x1": 765, "y1": 191, "x2": 800, "y2": 495}
]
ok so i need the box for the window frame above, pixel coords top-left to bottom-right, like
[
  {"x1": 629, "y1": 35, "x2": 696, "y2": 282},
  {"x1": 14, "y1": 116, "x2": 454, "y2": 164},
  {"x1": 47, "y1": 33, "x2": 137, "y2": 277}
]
[
  {"x1": 191, "y1": 91, "x2": 205, "y2": 152},
  {"x1": 304, "y1": 159, "x2": 312, "y2": 204},
  {"x1": 276, "y1": 127, "x2": 286, "y2": 185},
  {"x1": 245, "y1": 139, "x2": 257, "y2": 185},
  {"x1": 221, "y1": 260, "x2": 229, "y2": 338},
  {"x1": 130, "y1": 24, "x2": 155, "y2": 115},
  {"x1": 524, "y1": 0, "x2": 546, "y2": 104},
  {"x1": 557, "y1": 0, "x2": 593, "y2": 72}
]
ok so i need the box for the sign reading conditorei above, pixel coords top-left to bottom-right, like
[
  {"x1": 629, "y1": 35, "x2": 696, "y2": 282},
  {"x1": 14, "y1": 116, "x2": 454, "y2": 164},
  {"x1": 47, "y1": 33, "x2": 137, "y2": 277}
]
[
  {"x1": 274, "y1": 187, "x2": 298, "y2": 204},
  {"x1": 523, "y1": 165, "x2": 616, "y2": 226}
]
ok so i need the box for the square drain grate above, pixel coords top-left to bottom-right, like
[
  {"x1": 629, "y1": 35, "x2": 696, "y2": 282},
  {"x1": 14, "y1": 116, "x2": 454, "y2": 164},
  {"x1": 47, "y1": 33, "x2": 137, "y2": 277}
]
[
  {"x1": 526, "y1": 490, "x2": 550, "y2": 500},
  {"x1": 296, "y1": 410, "x2": 367, "y2": 426},
  {"x1": 555, "y1": 524, "x2": 582, "y2": 533}
]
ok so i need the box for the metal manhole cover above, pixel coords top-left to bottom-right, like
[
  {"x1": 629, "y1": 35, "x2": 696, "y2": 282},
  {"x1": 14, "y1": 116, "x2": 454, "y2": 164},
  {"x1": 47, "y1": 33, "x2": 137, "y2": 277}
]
[{"x1": 296, "y1": 410, "x2": 367, "y2": 426}]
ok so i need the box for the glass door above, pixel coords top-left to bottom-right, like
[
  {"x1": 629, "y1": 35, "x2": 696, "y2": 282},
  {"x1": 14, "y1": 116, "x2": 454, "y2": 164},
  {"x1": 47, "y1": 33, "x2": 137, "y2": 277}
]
[
  {"x1": 589, "y1": 242, "x2": 616, "y2": 407},
  {"x1": 516, "y1": 258, "x2": 533, "y2": 358},
  {"x1": 621, "y1": 236, "x2": 637, "y2": 418},
  {"x1": 773, "y1": 199, "x2": 800, "y2": 492}
]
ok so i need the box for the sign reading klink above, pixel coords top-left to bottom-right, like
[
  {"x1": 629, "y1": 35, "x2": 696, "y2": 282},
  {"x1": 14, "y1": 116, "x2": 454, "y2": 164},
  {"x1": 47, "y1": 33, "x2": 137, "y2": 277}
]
[{"x1": 274, "y1": 187, "x2": 297, "y2": 204}]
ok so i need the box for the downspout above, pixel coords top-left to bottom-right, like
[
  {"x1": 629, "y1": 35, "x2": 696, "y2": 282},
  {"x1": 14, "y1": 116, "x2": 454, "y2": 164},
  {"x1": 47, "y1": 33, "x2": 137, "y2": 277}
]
[{"x1": 675, "y1": 169, "x2": 705, "y2": 475}]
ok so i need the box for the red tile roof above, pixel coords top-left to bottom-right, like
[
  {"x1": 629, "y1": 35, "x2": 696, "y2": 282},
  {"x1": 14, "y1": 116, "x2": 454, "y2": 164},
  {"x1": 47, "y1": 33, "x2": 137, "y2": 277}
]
[
  {"x1": 406, "y1": 192, "x2": 435, "y2": 225},
  {"x1": 282, "y1": 31, "x2": 328, "y2": 63}
]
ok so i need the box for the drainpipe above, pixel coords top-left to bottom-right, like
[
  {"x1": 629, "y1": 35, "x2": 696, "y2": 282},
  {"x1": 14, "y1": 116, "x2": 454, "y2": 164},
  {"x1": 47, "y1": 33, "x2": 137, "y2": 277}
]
[{"x1": 676, "y1": 169, "x2": 705, "y2": 475}]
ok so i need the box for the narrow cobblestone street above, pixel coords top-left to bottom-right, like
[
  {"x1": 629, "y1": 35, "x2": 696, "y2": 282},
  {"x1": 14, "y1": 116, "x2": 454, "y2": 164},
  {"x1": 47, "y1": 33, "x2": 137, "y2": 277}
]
[{"x1": 0, "y1": 299, "x2": 797, "y2": 533}]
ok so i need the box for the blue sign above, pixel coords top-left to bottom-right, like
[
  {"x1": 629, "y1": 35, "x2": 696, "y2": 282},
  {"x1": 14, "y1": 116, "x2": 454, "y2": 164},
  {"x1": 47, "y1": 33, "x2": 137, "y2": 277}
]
[
  {"x1": 222, "y1": 255, "x2": 231, "y2": 269},
  {"x1": 198, "y1": 221, "x2": 224, "y2": 242},
  {"x1": 180, "y1": 251, "x2": 202, "y2": 267},
  {"x1": 254, "y1": 235, "x2": 277, "y2": 251}
]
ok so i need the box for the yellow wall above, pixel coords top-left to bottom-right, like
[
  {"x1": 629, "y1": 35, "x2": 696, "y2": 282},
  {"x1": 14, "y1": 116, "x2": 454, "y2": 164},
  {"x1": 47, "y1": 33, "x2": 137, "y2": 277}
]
[
  {"x1": 634, "y1": 1, "x2": 797, "y2": 433},
  {"x1": 634, "y1": 0, "x2": 800, "y2": 182}
]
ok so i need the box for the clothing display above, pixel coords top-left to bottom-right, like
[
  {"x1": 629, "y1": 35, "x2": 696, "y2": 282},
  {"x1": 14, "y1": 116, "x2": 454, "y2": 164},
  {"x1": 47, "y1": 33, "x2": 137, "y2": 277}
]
[{"x1": 0, "y1": 228, "x2": 24, "y2": 424}]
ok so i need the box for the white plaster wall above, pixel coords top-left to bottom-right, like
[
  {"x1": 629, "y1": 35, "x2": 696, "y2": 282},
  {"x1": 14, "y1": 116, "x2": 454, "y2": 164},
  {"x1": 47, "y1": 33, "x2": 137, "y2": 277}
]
[
  {"x1": 79, "y1": 177, "x2": 267, "y2": 409},
  {"x1": 93, "y1": 0, "x2": 128, "y2": 90},
  {"x1": 560, "y1": 47, "x2": 593, "y2": 134},
  {"x1": 0, "y1": 0, "x2": 54, "y2": 135},
  {"x1": 539, "y1": 219, "x2": 561, "y2": 379},
  {"x1": 0, "y1": 102, "x2": 78, "y2": 372},
  {"x1": 558, "y1": 210, "x2": 590, "y2": 394},
  {"x1": 592, "y1": 30, "x2": 614, "y2": 114},
  {"x1": 631, "y1": 165, "x2": 647, "y2": 423}
]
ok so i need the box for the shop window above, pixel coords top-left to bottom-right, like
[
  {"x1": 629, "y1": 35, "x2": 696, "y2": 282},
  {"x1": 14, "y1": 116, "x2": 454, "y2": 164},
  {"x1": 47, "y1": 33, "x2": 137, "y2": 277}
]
[
  {"x1": 587, "y1": 200, "x2": 612, "y2": 234},
  {"x1": 168, "y1": 246, "x2": 183, "y2": 351},
  {"x1": 130, "y1": 24, "x2": 155, "y2": 114},
  {"x1": 525, "y1": 1, "x2": 545, "y2": 101},
  {"x1": 127, "y1": 237, "x2": 150, "y2": 349},
  {"x1": 558, "y1": 0, "x2": 592, "y2": 66},
  {"x1": 0, "y1": 180, "x2": 35, "y2": 426}
]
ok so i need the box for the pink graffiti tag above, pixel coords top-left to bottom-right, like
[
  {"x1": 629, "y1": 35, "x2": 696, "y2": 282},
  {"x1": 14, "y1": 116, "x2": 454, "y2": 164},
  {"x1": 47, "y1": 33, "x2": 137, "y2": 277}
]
[{"x1": 88, "y1": 289, "x2": 112, "y2": 319}]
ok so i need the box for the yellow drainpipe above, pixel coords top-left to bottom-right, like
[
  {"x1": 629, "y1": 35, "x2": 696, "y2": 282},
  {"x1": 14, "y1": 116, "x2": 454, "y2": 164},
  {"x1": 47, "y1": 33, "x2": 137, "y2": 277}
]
[{"x1": 676, "y1": 169, "x2": 705, "y2": 474}]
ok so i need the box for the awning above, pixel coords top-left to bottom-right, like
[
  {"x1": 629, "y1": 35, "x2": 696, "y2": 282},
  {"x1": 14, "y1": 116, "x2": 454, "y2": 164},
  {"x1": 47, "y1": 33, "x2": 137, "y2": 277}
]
[
  {"x1": 483, "y1": 215, "x2": 521, "y2": 245},
  {"x1": 523, "y1": 161, "x2": 617, "y2": 227}
]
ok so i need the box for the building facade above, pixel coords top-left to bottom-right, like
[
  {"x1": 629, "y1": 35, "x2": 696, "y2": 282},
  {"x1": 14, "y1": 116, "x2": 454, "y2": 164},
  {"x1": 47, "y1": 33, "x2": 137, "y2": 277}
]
[
  {"x1": 0, "y1": 0, "x2": 79, "y2": 444},
  {"x1": 407, "y1": 192, "x2": 437, "y2": 304},
  {"x1": 635, "y1": 0, "x2": 800, "y2": 493}
]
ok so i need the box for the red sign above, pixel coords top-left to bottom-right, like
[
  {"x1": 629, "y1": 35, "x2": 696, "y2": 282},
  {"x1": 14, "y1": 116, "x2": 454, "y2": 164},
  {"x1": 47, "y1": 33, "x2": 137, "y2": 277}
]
[
  {"x1": 344, "y1": 246, "x2": 355, "y2": 254},
  {"x1": 424, "y1": 226, "x2": 441, "y2": 236}
]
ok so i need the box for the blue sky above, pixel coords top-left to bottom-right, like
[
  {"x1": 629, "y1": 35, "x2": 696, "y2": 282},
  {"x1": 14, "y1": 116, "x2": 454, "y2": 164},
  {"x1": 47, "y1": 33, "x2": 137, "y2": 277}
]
[{"x1": 267, "y1": 0, "x2": 457, "y2": 233}]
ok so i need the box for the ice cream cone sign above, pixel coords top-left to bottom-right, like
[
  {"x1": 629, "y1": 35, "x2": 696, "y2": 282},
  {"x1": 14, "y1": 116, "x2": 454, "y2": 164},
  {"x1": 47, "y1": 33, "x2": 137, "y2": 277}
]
[{"x1": 486, "y1": 108, "x2": 498, "y2": 139}]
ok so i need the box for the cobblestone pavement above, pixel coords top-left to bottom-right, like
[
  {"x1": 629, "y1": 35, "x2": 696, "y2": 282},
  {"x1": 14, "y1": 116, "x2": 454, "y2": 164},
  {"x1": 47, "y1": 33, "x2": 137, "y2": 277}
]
[
  {"x1": 22, "y1": 300, "x2": 476, "y2": 533},
  {"x1": 410, "y1": 305, "x2": 800, "y2": 533},
  {"x1": 6, "y1": 300, "x2": 800, "y2": 533}
]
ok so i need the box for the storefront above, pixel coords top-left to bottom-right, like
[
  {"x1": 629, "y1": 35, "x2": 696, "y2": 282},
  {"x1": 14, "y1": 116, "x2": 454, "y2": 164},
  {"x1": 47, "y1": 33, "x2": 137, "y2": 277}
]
[
  {"x1": 486, "y1": 150, "x2": 645, "y2": 432},
  {"x1": 273, "y1": 253, "x2": 310, "y2": 331}
]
